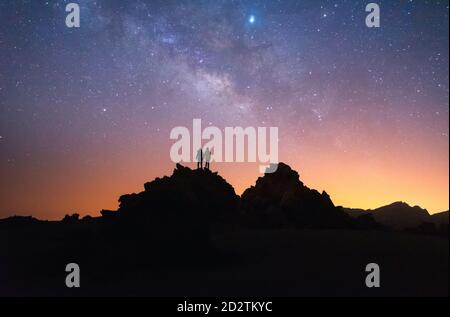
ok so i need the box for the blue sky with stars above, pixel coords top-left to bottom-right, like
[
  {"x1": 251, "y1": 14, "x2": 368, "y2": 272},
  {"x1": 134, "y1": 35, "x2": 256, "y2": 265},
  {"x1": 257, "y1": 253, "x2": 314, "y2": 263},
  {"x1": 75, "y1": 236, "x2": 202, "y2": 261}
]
[{"x1": 0, "y1": 0, "x2": 448, "y2": 219}]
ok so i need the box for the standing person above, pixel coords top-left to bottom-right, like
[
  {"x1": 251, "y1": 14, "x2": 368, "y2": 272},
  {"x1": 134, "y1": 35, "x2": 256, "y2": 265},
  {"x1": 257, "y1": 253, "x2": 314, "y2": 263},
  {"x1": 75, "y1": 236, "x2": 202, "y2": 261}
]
[
  {"x1": 196, "y1": 148, "x2": 203, "y2": 169},
  {"x1": 204, "y1": 147, "x2": 211, "y2": 170}
]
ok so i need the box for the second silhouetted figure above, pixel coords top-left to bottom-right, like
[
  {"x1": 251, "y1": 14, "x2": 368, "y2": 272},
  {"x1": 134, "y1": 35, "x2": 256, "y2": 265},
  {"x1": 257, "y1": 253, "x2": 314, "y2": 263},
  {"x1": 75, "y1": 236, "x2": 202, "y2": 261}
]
[{"x1": 204, "y1": 147, "x2": 211, "y2": 170}]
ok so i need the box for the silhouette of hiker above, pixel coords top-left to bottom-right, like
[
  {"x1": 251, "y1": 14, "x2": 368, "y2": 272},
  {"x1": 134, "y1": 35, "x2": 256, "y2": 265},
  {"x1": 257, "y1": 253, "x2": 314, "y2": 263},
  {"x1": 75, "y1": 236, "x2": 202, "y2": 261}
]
[
  {"x1": 196, "y1": 148, "x2": 203, "y2": 169},
  {"x1": 204, "y1": 147, "x2": 211, "y2": 170}
]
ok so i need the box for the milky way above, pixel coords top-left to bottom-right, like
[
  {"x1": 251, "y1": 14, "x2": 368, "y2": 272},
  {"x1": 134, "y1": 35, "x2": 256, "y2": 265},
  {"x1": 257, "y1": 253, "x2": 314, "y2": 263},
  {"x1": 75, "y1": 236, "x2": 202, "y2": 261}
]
[{"x1": 0, "y1": 0, "x2": 448, "y2": 218}]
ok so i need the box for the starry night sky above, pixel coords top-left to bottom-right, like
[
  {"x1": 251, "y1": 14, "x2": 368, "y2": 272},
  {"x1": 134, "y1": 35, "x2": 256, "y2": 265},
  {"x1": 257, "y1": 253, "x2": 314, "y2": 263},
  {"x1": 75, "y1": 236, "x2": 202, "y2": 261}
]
[{"x1": 0, "y1": 0, "x2": 448, "y2": 219}]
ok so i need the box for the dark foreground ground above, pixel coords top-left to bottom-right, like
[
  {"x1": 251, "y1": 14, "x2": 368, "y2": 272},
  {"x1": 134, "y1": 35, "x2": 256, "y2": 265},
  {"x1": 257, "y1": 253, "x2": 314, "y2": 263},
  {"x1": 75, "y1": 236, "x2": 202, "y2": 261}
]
[{"x1": 0, "y1": 226, "x2": 447, "y2": 297}]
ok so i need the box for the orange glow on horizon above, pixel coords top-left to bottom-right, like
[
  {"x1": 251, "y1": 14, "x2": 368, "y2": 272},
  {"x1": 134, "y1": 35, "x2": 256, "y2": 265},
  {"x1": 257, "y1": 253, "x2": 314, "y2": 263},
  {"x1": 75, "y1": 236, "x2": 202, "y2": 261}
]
[{"x1": 1, "y1": 134, "x2": 448, "y2": 220}]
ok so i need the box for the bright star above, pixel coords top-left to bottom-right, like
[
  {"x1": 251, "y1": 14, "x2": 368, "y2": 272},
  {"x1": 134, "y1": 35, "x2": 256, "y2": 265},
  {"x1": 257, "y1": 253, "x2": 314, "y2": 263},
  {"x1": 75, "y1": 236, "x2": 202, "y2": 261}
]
[{"x1": 249, "y1": 15, "x2": 255, "y2": 24}]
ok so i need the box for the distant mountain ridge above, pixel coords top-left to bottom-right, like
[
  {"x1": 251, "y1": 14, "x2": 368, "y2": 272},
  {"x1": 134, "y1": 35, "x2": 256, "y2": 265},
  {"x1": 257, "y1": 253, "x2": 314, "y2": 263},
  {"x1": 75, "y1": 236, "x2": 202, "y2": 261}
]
[
  {"x1": 432, "y1": 210, "x2": 450, "y2": 225},
  {"x1": 343, "y1": 202, "x2": 449, "y2": 230}
]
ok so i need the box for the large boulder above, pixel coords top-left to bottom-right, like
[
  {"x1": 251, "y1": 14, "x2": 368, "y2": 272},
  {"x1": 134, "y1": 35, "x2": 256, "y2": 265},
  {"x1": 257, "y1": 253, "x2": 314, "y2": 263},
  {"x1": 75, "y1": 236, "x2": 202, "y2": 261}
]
[
  {"x1": 118, "y1": 164, "x2": 239, "y2": 225},
  {"x1": 241, "y1": 163, "x2": 351, "y2": 229}
]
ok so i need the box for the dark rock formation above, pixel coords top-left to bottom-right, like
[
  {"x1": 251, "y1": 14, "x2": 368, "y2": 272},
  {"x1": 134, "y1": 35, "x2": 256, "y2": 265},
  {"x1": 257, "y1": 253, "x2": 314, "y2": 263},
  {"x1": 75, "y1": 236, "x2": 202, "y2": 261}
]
[
  {"x1": 344, "y1": 202, "x2": 432, "y2": 230},
  {"x1": 117, "y1": 163, "x2": 239, "y2": 224},
  {"x1": 241, "y1": 163, "x2": 351, "y2": 229}
]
